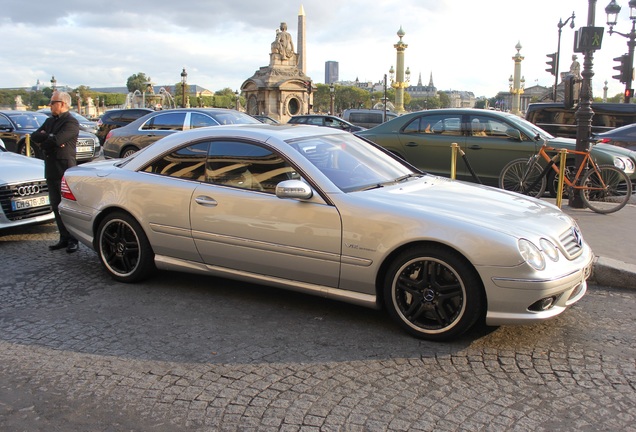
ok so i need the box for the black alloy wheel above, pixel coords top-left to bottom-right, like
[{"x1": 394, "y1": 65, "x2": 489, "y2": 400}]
[{"x1": 383, "y1": 245, "x2": 484, "y2": 340}]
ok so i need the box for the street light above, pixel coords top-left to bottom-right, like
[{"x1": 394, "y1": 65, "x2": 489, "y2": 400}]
[
  {"x1": 605, "y1": 0, "x2": 636, "y2": 103},
  {"x1": 329, "y1": 83, "x2": 335, "y2": 114},
  {"x1": 76, "y1": 91, "x2": 82, "y2": 115},
  {"x1": 50, "y1": 76, "x2": 57, "y2": 91},
  {"x1": 235, "y1": 90, "x2": 240, "y2": 111},
  {"x1": 180, "y1": 67, "x2": 187, "y2": 108},
  {"x1": 553, "y1": 12, "x2": 576, "y2": 101}
]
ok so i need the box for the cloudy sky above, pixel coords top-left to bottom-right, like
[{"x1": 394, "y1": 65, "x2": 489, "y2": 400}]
[{"x1": 1, "y1": 0, "x2": 634, "y2": 99}]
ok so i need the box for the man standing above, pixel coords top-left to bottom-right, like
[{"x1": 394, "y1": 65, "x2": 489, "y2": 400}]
[{"x1": 31, "y1": 91, "x2": 79, "y2": 253}]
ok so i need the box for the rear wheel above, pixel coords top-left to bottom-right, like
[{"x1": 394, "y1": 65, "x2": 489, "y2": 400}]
[
  {"x1": 96, "y1": 212, "x2": 155, "y2": 282},
  {"x1": 19, "y1": 141, "x2": 42, "y2": 159},
  {"x1": 120, "y1": 146, "x2": 139, "y2": 158},
  {"x1": 383, "y1": 245, "x2": 484, "y2": 340},
  {"x1": 580, "y1": 165, "x2": 632, "y2": 214},
  {"x1": 499, "y1": 158, "x2": 546, "y2": 198}
]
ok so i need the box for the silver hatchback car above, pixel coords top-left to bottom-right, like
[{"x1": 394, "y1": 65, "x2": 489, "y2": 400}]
[{"x1": 60, "y1": 124, "x2": 593, "y2": 340}]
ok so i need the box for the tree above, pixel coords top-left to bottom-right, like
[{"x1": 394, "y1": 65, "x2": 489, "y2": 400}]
[
  {"x1": 126, "y1": 73, "x2": 151, "y2": 93},
  {"x1": 438, "y1": 91, "x2": 451, "y2": 108}
]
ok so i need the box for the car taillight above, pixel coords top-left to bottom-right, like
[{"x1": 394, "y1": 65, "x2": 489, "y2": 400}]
[
  {"x1": 61, "y1": 177, "x2": 76, "y2": 201},
  {"x1": 598, "y1": 138, "x2": 612, "y2": 144}
]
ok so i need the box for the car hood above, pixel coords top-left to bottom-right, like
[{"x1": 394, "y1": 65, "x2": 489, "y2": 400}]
[
  {"x1": 360, "y1": 175, "x2": 574, "y2": 239},
  {"x1": 0, "y1": 151, "x2": 45, "y2": 183}
]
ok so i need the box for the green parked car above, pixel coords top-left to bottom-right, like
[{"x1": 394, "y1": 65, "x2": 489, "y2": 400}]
[{"x1": 356, "y1": 108, "x2": 636, "y2": 195}]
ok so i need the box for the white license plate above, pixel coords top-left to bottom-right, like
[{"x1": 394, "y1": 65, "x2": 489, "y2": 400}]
[
  {"x1": 11, "y1": 195, "x2": 50, "y2": 211},
  {"x1": 77, "y1": 146, "x2": 92, "y2": 153}
]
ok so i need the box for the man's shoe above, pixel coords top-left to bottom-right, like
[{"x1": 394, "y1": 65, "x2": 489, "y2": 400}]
[
  {"x1": 66, "y1": 242, "x2": 79, "y2": 253},
  {"x1": 49, "y1": 240, "x2": 68, "y2": 251}
]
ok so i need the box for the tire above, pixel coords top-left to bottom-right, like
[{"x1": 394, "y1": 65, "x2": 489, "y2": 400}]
[
  {"x1": 19, "y1": 141, "x2": 42, "y2": 159},
  {"x1": 499, "y1": 158, "x2": 546, "y2": 198},
  {"x1": 383, "y1": 245, "x2": 484, "y2": 340},
  {"x1": 121, "y1": 146, "x2": 139, "y2": 158},
  {"x1": 96, "y1": 212, "x2": 156, "y2": 282},
  {"x1": 580, "y1": 165, "x2": 632, "y2": 214},
  {"x1": 547, "y1": 164, "x2": 575, "y2": 198}
]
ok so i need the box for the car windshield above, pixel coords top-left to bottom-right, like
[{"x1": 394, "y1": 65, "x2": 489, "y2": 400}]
[
  {"x1": 209, "y1": 111, "x2": 261, "y2": 125},
  {"x1": 6, "y1": 112, "x2": 49, "y2": 129},
  {"x1": 288, "y1": 133, "x2": 416, "y2": 192},
  {"x1": 507, "y1": 114, "x2": 555, "y2": 140}
]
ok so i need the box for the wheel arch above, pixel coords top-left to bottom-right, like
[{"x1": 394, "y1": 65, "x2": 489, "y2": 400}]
[
  {"x1": 374, "y1": 240, "x2": 487, "y2": 313},
  {"x1": 91, "y1": 206, "x2": 148, "y2": 250}
]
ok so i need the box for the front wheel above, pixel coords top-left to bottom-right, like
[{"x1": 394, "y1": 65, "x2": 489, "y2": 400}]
[
  {"x1": 383, "y1": 245, "x2": 484, "y2": 340},
  {"x1": 96, "y1": 212, "x2": 156, "y2": 282},
  {"x1": 580, "y1": 164, "x2": 632, "y2": 214},
  {"x1": 499, "y1": 158, "x2": 546, "y2": 198}
]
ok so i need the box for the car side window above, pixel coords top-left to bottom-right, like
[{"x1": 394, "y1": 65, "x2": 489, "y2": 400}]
[
  {"x1": 306, "y1": 117, "x2": 323, "y2": 126},
  {"x1": 206, "y1": 141, "x2": 299, "y2": 193},
  {"x1": 403, "y1": 114, "x2": 462, "y2": 136},
  {"x1": 470, "y1": 116, "x2": 517, "y2": 139},
  {"x1": 142, "y1": 112, "x2": 186, "y2": 131},
  {"x1": 189, "y1": 113, "x2": 219, "y2": 129},
  {"x1": 141, "y1": 142, "x2": 209, "y2": 180},
  {"x1": 0, "y1": 115, "x2": 11, "y2": 128}
]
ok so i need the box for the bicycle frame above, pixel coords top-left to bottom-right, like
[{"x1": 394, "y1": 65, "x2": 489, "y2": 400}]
[{"x1": 531, "y1": 144, "x2": 605, "y2": 192}]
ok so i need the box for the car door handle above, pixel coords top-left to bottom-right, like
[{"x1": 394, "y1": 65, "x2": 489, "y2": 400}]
[
  {"x1": 194, "y1": 196, "x2": 218, "y2": 207},
  {"x1": 406, "y1": 142, "x2": 418, "y2": 147},
  {"x1": 468, "y1": 145, "x2": 482, "y2": 150}
]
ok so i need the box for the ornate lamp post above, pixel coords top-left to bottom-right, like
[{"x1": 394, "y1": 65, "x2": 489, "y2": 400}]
[
  {"x1": 50, "y1": 76, "x2": 57, "y2": 91},
  {"x1": 553, "y1": 12, "x2": 576, "y2": 101},
  {"x1": 235, "y1": 90, "x2": 240, "y2": 111},
  {"x1": 180, "y1": 68, "x2": 188, "y2": 108},
  {"x1": 605, "y1": 0, "x2": 636, "y2": 102},
  {"x1": 509, "y1": 42, "x2": 526, "y2": 115},
  {"x1": 329, "y1": 83, "x2": 335, "y2": 114},
  {"x1": 389, "y1": 27, "x2": 410, "y2": 113},
  {"x1": 76, "y1": 91, "x2": 82, "y2": 115},
  {"x1": 383, "y1": 73, "x2": 388, "y2": 122}
]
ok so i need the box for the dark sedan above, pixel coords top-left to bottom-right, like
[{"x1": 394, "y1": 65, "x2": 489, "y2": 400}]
[
  {"x1": 38, "y1": 108, "x2": 98, "y2": 135},
  {"x1": 593, "y1": 123, "x2": 636, "y2": 151},
  {"x1": 287, "y1": 114, "x2": 366, "y2": 132},
  {"x1": 103, "y1": 108, "x2": 261, "y2": 158},
  {"x1": 356, "y1": 108, "x2": 636, "y2": 191},
  {"x1": 0, "y1": 110, "x2": 102, "y2": 162},
  {"x1": 96, "y1": 108, "x2": 153, "y2": 144}
]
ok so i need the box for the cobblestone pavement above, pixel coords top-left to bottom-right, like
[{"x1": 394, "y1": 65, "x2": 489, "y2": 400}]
[{"x1": 1, "y1": 223, "x2": 635, "y2": 432}]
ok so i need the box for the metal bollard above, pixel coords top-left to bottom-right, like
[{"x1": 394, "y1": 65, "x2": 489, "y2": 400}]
[
  {"x1": 555, "y1": 149, "x2": 567, "y2": 209},
  {"x1": 25, "y1": 134, "x2": 31, "y2": 157},
  {"x1": 450, "y1": 143, "x2": 459, "y2": 180}
]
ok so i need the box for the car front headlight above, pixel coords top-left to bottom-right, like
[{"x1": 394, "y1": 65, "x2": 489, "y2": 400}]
[
  {"x1": 614, "y1": 157, "x2": 635, "y2": 174},
  {"x1": 518, "y1": 239, "x2": 546, "y2": 271},
  {"x1": 539, "y1": 238, "x2": 559, "y2": 262}
]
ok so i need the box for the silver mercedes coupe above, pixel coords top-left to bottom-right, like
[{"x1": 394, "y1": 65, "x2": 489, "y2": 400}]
[{"x1": 59, "y1": 124, "x2": 593, "y2": 340}]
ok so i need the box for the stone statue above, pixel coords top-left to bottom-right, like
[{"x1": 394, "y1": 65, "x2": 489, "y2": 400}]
[
  {"x1": 569, "y1": 55, "x2": 581, "y2": 80},
  {"x1": 271, "y1": 22, "x2": 295, "y2": 59}
]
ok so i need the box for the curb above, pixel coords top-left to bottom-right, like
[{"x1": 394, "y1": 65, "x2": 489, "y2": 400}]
[{"x1": 590, "y1": 256, "x2": 636, "y2": 290}]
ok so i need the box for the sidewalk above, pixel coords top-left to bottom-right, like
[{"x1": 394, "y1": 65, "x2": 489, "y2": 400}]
[{"x1": 546, "y1": 198, "x2": 636, "y2": 290}]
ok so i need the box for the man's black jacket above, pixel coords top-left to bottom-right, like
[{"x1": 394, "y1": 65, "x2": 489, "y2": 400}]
[{"x1": 31, "y1": 111, "x2": 79, "y2": 179}]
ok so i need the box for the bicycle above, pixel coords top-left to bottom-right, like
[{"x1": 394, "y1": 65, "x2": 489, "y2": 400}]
[{"x1": 499, "y1": 142, "x2": 633, "y2": 214}]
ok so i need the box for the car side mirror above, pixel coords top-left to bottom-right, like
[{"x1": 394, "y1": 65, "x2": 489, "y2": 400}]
[
  {"x1": 275, "y1": 180, "x2": 313, "y2": 200},
  {"x1": 505, "y1": 128, "x2": 522, "y2": 141}
]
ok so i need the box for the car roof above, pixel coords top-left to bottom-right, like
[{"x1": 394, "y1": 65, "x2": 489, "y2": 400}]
[{"x1": 122, "y1": 123, "x2": 349, "y2": 168}]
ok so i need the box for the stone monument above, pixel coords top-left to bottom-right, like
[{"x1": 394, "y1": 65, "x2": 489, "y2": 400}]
[{"x1": 241, "y1": 14, "x2": 314, "y2": 123}]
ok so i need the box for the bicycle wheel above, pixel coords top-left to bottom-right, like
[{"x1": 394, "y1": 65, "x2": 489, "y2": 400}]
[
  {"x1": 580, "y1": 164, "x2": 633, "y2": 214},
  {"x1": 499, "y1": 158, "x2": 546, "y2": 198}
]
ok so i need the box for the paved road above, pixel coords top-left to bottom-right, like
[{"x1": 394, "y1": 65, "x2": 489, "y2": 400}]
[{"x1": 1, "y1": 223, "x2": 635, "y2": 431}]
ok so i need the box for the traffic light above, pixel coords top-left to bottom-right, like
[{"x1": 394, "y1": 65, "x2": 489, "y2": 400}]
[
  {"x1": 625, "y1": 88, "x2": 634, "y2": 98},
  {"x1": 613, "y1": 55, "x2": 630, "y2": 83},
  {"x1": 546, "y1": 53, "x2": 557, "y2": 76}
]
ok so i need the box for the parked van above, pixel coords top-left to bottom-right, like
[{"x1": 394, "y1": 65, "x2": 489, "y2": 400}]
[
  {"x1": 342, "y1": 109, "x2": 398, "y2": 129},
  {"x1": 525, "y1": 102, "x2": 636, "y2": 139}
]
